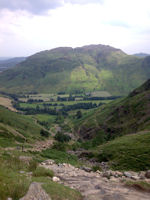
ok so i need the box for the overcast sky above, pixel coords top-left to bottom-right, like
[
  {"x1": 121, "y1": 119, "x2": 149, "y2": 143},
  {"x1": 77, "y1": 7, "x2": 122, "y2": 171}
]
[{"x1": 0, "y1": 0, "x2": 150, "y2": 57}]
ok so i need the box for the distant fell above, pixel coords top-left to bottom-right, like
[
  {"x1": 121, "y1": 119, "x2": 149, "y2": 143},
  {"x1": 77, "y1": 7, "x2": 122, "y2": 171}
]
[
  {"x1": 0, "y1": 44, "x2": 150, "y2": 95},
  {"x1": 133, "y1": 53, "x2": 150, "y2": 58},
  {"x1": 0, "y1": 57, "x2": 26, "y2": 72}
]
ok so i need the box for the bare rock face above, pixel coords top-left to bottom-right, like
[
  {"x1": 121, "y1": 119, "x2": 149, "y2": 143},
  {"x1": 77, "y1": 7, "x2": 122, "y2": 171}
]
[
  {"x1": 145, "y1": 170, "x2": 150, "y2": 178},
  {"x1": 20, "y1": 182, "x2": 51, "y2": 200}
]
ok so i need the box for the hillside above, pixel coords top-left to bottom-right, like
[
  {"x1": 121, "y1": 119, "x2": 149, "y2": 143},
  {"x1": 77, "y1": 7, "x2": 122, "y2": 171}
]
[
  {"x1": 133, "y1": 53, "x2": 150, "y2": 58},
  {"x1": 0, "y1": 57, "x2": 26, "y2": 72},
  {"x1": 0, "y1": 44, "x2": 150, "y2": 95},
  {"x1": 76, "y1": 79, "x2": 150, "y2": 145},
  {"x1": 0, "y1": 105, "x2": 42, "y2": 147}
]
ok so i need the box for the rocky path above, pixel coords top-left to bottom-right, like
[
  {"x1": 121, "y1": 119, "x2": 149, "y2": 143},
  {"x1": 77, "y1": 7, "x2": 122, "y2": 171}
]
[
  {"x1": 41, "y1": 161, "x2": 150, "y2": 200},
  {"x1": 20, "y1": 182, "x2": 51, "y2": 200}
]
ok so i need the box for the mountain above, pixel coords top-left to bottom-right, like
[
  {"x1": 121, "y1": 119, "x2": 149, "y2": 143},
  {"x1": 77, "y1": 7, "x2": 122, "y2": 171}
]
[
  {"x1": 0, "y1": 57, "x2": 26, "y2": 72},
  {"x1": 76, "y1": 79, "x2": 150, "y2": 144},
  {"x1": 0, "y1": 44, "x2": 150, "y2": 95},
  {"x1": 0, "y1": 57, "x2": 12, "y2": 60},
  {"x1": 133, "y1": 53, "x2": 150, "y2": 58}
]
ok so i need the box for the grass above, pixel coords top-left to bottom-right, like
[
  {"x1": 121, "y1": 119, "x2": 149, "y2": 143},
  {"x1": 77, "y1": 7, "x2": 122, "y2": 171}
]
[
  {"x1": 32, "y1": 176, "x2": 83, "y2": 200},
  {"x1": 97, "y1": 131, "x2": 150, "y2": 171},
  {"x1": 33, "y1": 166, "x2": 54, "y2": 177},
  {"x1": 43, "y1": 180, "x2": 83, "y2": 200},
  {"x1": 0, "y1": 105, "x2": 42, "y2": 146},
  {"x1": 41, "y1": 148, "x2": 80, "y2": 166},
  {"x1": 0, "y1": 149, "x2": 82, "y2": 200},
  {"x1": 0, "y1": 154, "x2": 31, "y2": 200}
]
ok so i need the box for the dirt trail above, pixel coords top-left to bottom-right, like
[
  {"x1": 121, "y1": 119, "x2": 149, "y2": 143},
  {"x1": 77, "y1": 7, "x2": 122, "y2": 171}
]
[
  {"x1": 24, "y1": 139, "x2": 54, "y2": 152},
  {"x1": 42, "y1": 163, "x2": 150, "y2": 200}
]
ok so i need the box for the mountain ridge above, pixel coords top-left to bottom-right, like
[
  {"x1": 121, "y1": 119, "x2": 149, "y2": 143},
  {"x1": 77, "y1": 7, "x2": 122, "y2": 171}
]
[{"x1": 0, "y1": 44, "x2": 149, "y2": 95}]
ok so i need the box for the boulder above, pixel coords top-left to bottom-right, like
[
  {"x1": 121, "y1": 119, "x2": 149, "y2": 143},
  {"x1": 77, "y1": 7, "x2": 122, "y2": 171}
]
[
  {"x1": 52, "y1": 176, "x2": 60, "y2": 182},
  {"x1": 145, "y1": 170, "x2": 150, "y2": 178},
  {"x1": 124, "y1": 172, "x2": 132, "y2": 178}
]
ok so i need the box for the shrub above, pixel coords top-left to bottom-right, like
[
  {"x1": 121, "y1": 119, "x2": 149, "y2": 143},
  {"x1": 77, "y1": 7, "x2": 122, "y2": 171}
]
[
  {"x1": 40, "y1": 129, "x2": 50, "y2": 137},
  {"x1": 54, "y1": 133, "x2": 71, "y2": 143}
]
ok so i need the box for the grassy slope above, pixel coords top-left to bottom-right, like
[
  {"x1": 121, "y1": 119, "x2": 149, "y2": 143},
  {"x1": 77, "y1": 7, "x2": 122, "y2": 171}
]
[
  {"x1": 0, "y1": 106, "x2": 42, "y2": 146},
  {"x1": 77, "y1": 79, "x2": 150, "y2": 142},
  {"x1": 0, "y1": 45, "x2": 150, "y2": 95},
  {"x1": 96, "y1": 131, "x2": 150, "y2": 171}
]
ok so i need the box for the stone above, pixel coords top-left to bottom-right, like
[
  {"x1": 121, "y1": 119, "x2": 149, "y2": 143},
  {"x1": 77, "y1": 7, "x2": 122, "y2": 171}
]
[
  {"x1": 145, "y1": 170, "x2": 150, "y2": 178},
  {"x1": 44, "y1": 159, "x2": 55, "y2": 165},
  {"x1": 131, "y1": 176, "x2": 140, "y2": 181},
  {"x1": 115, "y1": 171, "x2": 123, "y2": 177},
  {"x1": 52, "y1": 176, "x2": 60, "y2": 182},
  {"x1": 80, "y1": 166, "x2": 92, "y2": 172},
  {"x1": 102, "y1": 171, "x2": 111, "y2": 179},
  {"x1": 123, "y1": 172, "x2": 132, "y2": 178}
]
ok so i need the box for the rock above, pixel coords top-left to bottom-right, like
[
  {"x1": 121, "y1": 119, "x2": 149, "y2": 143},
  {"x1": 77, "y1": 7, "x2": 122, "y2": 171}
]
[
  {"x1": 145, "y1": 170, "x2": 150, "y2": 178},
  {"x1": 110, "y1": 177, "x2": 119, "y2": 182},
  {"x1": 96, "y1": 170, "x2": 102, "y2": 175},
  {"x1": 115, "y1": 171, "x2": 123, "y2": 177},
  {"x1": 80, "y1": 166, "x2": 92, "y2": 172},
  {"x1": 138, "y1": 171, "x2": 145, "y2": 179},
  {"x1": 131, "y1": 176, "x2": 140, "y2": 181},
  {"x1": 7, "y1": 198, "x2": 12, "y2": 200},
  {"x1": 43, "y1": 159, "x2": 55, "y2": 165},
  {"x1": 52, "y1": 176, "x2": 60, "y2": 182},
  {"x1": 102, "y1": 171, "x2": 112, "y2": 179},
  {"x1": 19, "y1": 182, "x2": 51, "y2": 200},
  {"x1": 124, "y1": 172, "x2": 132, "y2": 178}
]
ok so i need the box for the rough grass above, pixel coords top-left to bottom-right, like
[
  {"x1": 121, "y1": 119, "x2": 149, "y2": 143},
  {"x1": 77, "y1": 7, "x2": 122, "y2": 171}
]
[
  {"x1": 33, "y1": 166, "x2": 54, "y2": 177},
  {"x1": 41, "y1": 149, "x2": 80, "y2": 166},
  {"x1": 0, "y1": 105, "x2": 42, "y2": 146},
  {"x1": 0, "y1": 154, "x2": 31, "y2": 200},
  {"x1": 97, "y1": 131, "x2": 150, "y2": 171},
  {"x1": 43, "y1": 180, "x2": 83, "y2": 200}
]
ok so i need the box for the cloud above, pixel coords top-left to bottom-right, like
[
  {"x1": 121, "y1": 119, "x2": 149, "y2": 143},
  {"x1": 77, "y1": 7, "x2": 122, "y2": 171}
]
[
  {"x1": 106, "y1": 20, "x2": 130, "y2": 28},
  {"x1": 0, "y1": 0, "x2": 103, "y2": 15}
]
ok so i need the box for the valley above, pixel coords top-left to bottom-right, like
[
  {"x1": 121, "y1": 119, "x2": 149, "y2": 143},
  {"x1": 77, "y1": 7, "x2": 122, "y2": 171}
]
[{"x1": 0, "y1": 45, "x2": 150, "y2": 200}]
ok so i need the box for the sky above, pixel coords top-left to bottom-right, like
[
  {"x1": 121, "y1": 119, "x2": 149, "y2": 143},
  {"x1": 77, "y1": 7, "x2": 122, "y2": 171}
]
[{"x1": 0, "y1": 0, "x2": 150, "y2": 57}]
